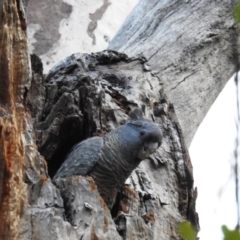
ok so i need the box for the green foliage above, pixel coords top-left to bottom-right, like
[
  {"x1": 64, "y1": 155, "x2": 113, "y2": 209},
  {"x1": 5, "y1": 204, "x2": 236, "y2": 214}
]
[
  {"x1": 179, "y1": 222, "x2": 240, "y2": 240},
  {"x1": 178, "y1": 221, "x2": 196, "y2": 240},
  {"x1": 222, "y1": 225, "x2": 240, "y2": 240},
  {"x1": 234, "y1": 0, "x2": 240, "y2": 22}
]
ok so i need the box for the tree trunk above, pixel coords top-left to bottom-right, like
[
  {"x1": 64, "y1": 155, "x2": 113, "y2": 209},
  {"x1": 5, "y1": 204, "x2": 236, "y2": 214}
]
[
  {"x1": 0, "y1": 0, "x2": 238, "y2": 239},
  {"x1": 109, "y1": 0, "x2": 240, "y2": 147}
]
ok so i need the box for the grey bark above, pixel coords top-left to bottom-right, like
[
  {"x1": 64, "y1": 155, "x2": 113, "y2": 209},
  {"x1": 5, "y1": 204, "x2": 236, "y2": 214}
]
[
  {"x1": 24, "y1": 51, "x2": 197, "y2": 239},
  {"x1": 1, "y1": 0, "x2": 239, "y2": 239},
  {"x1": 109, "y1": 0, "x2": 240, "y2": 147}
]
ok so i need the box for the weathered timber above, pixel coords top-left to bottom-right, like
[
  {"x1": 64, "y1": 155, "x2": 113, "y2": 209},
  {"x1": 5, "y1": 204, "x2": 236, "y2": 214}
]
[
  {"x1": 0, "y1": 0, "x2": 30, "y2": 239},
  {"x1": 4, "y1": 0, "x2": 240, "y2": 239},
  {"x1": 27, "y1": 51, "x2": 198, "y2": 239},
  {"x1": 109, "y1": 0, "x2": 240, "y2": 146}
]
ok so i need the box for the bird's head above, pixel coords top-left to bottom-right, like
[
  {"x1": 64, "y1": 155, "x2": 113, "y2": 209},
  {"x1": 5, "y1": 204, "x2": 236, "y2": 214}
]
[{"x1": 125, "y1": 120, "x2": 162, "y2": 160}]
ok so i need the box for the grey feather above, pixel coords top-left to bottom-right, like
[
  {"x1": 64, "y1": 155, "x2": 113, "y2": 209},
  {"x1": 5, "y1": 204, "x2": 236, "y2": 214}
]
[
  {"x1": 54, "y1": 137, "x2": 104, "y2": 178},
  {"x1": 53, "y1": 119, "x2": 162, "y2": 208}
]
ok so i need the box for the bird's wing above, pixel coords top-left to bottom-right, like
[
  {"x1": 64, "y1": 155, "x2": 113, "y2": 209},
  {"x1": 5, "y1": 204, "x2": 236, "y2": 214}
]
[{"x1": 53, "y1": 136, "x2": 104, "y2": 179}]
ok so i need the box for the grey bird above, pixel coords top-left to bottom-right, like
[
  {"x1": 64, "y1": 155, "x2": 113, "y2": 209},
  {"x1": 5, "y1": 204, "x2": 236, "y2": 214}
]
[{"x1": 53, "y1": 117, "x2": 162, "y2": 208}]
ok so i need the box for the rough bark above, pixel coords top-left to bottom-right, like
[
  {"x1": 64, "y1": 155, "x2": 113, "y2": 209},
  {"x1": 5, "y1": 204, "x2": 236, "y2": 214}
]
[
  {"x1": 0, "y1": 0, "x2": 31, "y2": 239},
  {"x1": 0, "y1": 1, "x2": 197, "y2": 235},
  {"x1": 1, "y1": 0, "x2": 239, "y2": 239},
  {"x1": 26, "y1": 50, "x2": 197, "y2": 239},
  {"x1": 109, "y1": 0, "x2": 240, "y2": 147}
]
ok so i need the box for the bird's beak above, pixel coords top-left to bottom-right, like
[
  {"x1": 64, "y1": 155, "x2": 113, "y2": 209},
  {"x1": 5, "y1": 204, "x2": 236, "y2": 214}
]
[
  {"x1": 144, "y1": 142, "x2": 159, "y2": 155},
  {"x1": 138, "y1": 142, "x2": 160, "y2": 160}
]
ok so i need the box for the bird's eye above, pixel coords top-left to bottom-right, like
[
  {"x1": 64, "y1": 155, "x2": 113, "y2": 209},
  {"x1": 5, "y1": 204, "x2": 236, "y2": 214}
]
[{"x1": 140, "y1": 131, "x2": 145, "y2": 136}]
